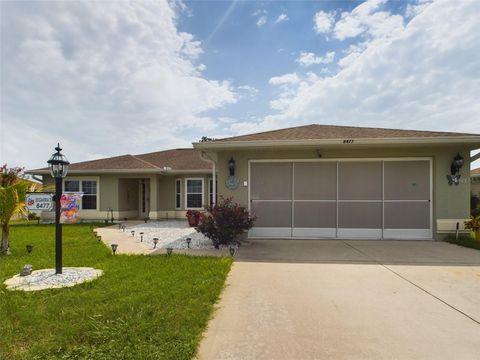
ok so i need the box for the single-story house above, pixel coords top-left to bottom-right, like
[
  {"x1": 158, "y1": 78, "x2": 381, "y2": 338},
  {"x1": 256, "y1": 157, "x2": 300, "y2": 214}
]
[
  {"x1": 29, "y1": 148, "x2": 215, "y2": 221},
  {"x1": 472, "y1": 168, "x2": 480, "y2": 197},
  {"x1": 30, "y1": 124, "x2": 480, "y2": 240}
]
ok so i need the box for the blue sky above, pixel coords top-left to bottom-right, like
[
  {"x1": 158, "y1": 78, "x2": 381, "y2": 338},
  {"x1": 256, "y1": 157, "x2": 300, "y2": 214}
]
[{"x1": 0, "y1": 0, "x2": 479, "y2": 169}]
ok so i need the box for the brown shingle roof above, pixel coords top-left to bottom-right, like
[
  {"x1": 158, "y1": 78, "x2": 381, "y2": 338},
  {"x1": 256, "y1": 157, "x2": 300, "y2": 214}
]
[
  {"x1": 135, "y1": 149, "x2": 211, "y2": 170},
  {"x1": 29, "y1": 149, "x2": 210, "y2": 173},
  {"x1": 472, "y1": 168, "x2": 480, "y2": 176},
  {"x1": 213, "y1": 124, "x2": 479, "y2": 142}
]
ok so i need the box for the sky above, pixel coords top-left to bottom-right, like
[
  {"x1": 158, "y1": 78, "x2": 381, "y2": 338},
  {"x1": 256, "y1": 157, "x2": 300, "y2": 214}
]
[{"x1": 0, "y1": 0, "x2": 479, "y2": 170}]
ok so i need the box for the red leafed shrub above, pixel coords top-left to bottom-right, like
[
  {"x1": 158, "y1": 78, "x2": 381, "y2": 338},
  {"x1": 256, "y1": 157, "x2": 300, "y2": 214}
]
[{"x1": 196, "y1": 197, "x2": 256, "y2": 248}]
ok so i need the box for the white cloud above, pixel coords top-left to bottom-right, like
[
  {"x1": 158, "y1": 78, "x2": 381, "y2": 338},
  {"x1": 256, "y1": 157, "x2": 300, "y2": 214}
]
[
  {"x1": 250, "y1": 0, "x2": 480, "y2": 135},
  {"x1": 0, "y1": 1, "x2": 236, "y2": 168},
  {"x1": 334, "y1": 0, "x2": 404, "y2": 41},
  {"x1": 313, "y1": 10, "x2": 335, "y2": 33},
  {"x1": 256, "y1": 16, "x2": 267, "y2": 27},
  {"x1": 275, "y1": 13, "x2": 288, "y2": 24},
  {"x1": 296, "y1": 51, "x2": 335, "y2": 66},
  {"x1": 406, "y1": 0, "x2": 434, "y2": 18},
  {"x1": 269, "y1": 73, "x2": 300, "y2": 86},
  {"x1": 238, "y1": 85, "x2": 259, "y2": 98}
]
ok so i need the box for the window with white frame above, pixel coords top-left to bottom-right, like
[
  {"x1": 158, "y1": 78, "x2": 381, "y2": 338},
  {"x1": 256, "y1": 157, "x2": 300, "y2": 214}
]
[
  {"x1": 185, "y1": 178, "x2": 203, "y2": 209},
  {"x1": 175, "y1": 179, "x2": 181, "y2": 210},
  {"x1": 209, "y1": 178, "x2": 218, "y2": 206},
  {"x1": 64, "y1": 179, "x2": 97, "y2": 210}
]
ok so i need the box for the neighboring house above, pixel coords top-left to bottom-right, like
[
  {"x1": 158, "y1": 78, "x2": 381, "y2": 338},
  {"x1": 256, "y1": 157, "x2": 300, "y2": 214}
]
[
  {"x1": 29, "y1": 149, "x2": 215, "y2": 221},
  {"x1": 472, "y1": 168, "x2": 480, "y2": 197},
  {"x1": 193, "y1": 124, "x2": 480, "y2": 240},
  {"x1": 29, "y1": 124, "x2": 480, "y2": 240}
]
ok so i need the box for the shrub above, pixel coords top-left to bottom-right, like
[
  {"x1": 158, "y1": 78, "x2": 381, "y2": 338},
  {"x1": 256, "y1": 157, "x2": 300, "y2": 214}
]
[
  {"x1": 27, "y1": 212, "x2": 39, "y2": 221},
  {"x1": 196, "y1": 197, "x2": 256, "y2": 248},
  {"x1": 472, "y1": 195, "x2": 480, "y2": 217}
]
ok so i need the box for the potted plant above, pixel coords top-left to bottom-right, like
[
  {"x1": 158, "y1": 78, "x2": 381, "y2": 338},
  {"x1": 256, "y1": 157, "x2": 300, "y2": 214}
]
[
  {"x1": 464, "y1": 216, "x2": 480, "y2": 241},
  {"x1": 186, "y1": 210, "x2": 201, "y2": 227}
]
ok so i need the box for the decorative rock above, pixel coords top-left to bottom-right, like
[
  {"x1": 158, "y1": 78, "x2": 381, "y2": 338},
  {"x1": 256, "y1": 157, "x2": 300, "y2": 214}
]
[
  {"x1": 4, "y1": 267, "x2": 103, "y2": 292},
  {"x1": 20, "y1": 264, "x2": 33, "y2": 276}
]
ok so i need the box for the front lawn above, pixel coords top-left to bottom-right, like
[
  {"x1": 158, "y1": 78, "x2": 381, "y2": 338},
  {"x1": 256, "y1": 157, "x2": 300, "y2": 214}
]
[{"x1": 0, "y1": 223, "x2": 231, "y2": 359}]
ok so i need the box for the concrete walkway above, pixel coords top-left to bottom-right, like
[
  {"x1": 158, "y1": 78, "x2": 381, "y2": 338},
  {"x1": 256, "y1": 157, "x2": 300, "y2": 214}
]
[
  {"x1": 198, "y1": 240, "x2": 480, "y2": 359},
  {"x1": 95, "y1": 225, "x2": 156, "y2": 255}
]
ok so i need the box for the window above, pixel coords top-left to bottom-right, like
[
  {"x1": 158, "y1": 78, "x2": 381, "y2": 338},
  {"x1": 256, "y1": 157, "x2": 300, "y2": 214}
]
[
  {"x1": 209, "y1": 178, "x2": 218, "y2": 206},
  {"x1": 185, "y1": 178, "x2": 203, "y2": 209},
  {"x1": 175, "y1": 179, "x2": 181, "y2": 210},
  {"x1": 63, "y1": 179, "x2": 98, "y2": 210}
]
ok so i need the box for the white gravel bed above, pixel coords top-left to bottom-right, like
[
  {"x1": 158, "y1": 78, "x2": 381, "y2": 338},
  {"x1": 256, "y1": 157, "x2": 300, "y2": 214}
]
[
  {"x1": 4, "y1": 267, "x2": 103, "y2": 291},
  {"x1": 123, "y1": 220, "x2": 234, "y2": 250}
]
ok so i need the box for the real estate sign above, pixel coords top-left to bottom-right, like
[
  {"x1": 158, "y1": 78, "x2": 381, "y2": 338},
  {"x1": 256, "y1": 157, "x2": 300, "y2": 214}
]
[{"x1": 26, "y1": 193, "x2": 53, "y2": 211}]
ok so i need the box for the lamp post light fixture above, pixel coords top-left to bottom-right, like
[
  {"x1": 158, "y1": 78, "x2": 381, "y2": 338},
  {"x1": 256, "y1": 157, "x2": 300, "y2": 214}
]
[
  {"x1": 186, "y1": 237, "x2": 191, "y2": 248},
  {"x1": 451, "y1": 153, "x2": 464, "y2": 175},
  {"x1": 26, "y1": 244, "x2": 33, "y2": 254},
  {"x1": 131, "y1": 230, "x2": 135, "y2": 237},
  {"x1": 139, "y1": 232, "x2": 144, "y2": 242},
  {"x1": 166, "y1": 247, "x2": 173, "y2": 256},
  {"x1": 153, "y1": 238, "x2": 159, "y2": 249},
  {"x1": 229, "y1": 245, "x2": 236, "y2": 257},
  {"x1": 47, "y1": 143, "x2": 70, "y2": 275},
  {"x1": 111, "y1": 244, "x2": 118, "y2": 255},
  {"x1": 228, "y1": 157, "x2": 236, "y2": 177}
]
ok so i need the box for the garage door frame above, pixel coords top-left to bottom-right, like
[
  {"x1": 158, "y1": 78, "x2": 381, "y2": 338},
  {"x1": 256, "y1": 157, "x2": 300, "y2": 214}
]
[{"x1": 248, "y1": 158, "x2": 433, "y2": 240}]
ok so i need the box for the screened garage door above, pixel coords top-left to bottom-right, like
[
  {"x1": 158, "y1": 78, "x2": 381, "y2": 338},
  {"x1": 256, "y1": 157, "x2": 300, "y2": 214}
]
[{"x1": 249, "y1": 159, "x2": 431, "y2": 240}]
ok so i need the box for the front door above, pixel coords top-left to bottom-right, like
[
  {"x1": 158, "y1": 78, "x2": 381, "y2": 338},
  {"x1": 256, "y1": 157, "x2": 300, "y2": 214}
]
[{"x1": 139, "y1": 179, "x2": 150, "y2": 218}]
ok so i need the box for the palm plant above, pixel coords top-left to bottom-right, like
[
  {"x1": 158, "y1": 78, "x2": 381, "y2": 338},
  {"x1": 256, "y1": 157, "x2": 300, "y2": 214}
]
[{"x1": 0, "y1": 165, "x2": 30, "y2": 255}]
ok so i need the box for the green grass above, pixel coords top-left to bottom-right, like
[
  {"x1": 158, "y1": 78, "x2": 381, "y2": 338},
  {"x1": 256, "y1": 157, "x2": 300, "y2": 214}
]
[
  {"x1": 0, "y1": 223, "x2": 232, "y2": 359},
  {"x1": 445, "y1": 233, "x2": 480, "y2": 251}
]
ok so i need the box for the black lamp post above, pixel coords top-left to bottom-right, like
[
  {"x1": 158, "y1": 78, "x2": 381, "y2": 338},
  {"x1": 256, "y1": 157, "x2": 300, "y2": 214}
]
[{"x1": 47, "y1": 143, "x2": 70, "y2": 275}]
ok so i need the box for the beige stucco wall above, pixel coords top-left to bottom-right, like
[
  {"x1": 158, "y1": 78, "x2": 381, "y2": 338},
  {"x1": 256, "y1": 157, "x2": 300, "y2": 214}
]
[{"x1": 213, "y1": 145, "x2": 473, "y2": 238}]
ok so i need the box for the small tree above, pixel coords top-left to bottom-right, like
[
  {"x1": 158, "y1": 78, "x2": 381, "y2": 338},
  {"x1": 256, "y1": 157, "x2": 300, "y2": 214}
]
[
  {"x1": 196, "y1": 197, "x2": 256, "y2": 248},
  {"x1": 0, "y1": 164, "x2": 30, "y2": 255}
]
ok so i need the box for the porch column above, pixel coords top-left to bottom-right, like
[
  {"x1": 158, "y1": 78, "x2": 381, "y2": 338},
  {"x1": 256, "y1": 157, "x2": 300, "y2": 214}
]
[
  {"x1": 149, "y1": 175, "x2": 159, "y2": 220},
  {"x1": 212, "y1": 161, "x2": 216, "y2": 206}
]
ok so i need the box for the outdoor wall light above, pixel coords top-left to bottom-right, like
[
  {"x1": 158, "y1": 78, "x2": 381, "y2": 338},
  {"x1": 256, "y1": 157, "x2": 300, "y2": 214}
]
[
  {"x1": 186, "y1": 237, "x2": 191, "y2": 248},
  {"x1": 139, "y1": 232, "x2": 144, "y2": 242},
  {"x1": 26, "y1": 244, "x2": 33, "y2": 254},
  {"x1": 228, "y1": 157, "x2": 236, "y2": 177},
  {"x1": 451, "y1": 153, "x2": 464, "y2": 175},
  {"x1": 153, "y1": 238, "x2": 159, "y2": 249},
  {"x1": 166, "y1": 247, "x2": 173, "y2": 256},
  {"x1": 229, "y1": 246, "x2": 236, "y2": 257},
  {"x1": 111, "y1": 244, "x2": 118, "y2": 255},
  {"x1": 47, "y1": 143, "x2": 70, "y2": 275}
]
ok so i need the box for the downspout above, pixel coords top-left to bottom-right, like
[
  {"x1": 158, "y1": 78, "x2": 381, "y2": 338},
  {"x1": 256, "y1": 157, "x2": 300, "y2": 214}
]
[{"x1": 200, "y1": 152, "x2": 216, "y2": 206}]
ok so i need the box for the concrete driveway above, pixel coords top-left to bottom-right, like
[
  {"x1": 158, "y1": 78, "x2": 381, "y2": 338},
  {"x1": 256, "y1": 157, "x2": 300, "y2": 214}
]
[{"x1": 198, "y1": 240, "x2": 480, "y2": 360}]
